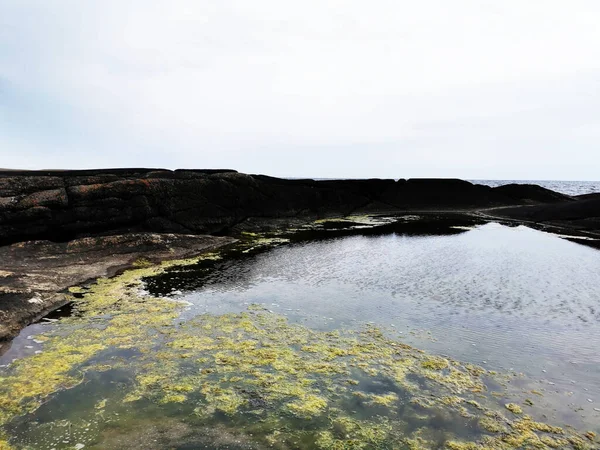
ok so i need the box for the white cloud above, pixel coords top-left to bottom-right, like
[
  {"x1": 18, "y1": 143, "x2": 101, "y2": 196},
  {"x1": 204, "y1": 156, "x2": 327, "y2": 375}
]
[{"x1": 1, "y1": 0, "x2": 600, "y2": 179}]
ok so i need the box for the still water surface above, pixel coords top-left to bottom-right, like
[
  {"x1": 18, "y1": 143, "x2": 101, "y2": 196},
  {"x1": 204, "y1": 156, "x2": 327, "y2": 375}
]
[
  {"x1": 2, "y1": 222, "x2": 600, "y2": 449},
  {"x1": 150, "y1": 223, "x2": 600, "y2": 425}
]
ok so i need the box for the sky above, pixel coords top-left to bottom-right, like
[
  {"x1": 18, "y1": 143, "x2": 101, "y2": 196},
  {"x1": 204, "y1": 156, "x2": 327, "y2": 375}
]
[{"x1": 1, "y1": 1, "x2": 599, "y2": 180}]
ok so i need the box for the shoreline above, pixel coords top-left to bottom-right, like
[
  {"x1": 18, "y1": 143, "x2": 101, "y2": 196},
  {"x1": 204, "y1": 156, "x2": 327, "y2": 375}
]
[
  {"x1": 1, "y1": 208, "x2": 599, "y2": 347},
  {"x1": 0, "y1": 233, "x2": 236, "y2": 349},
  {"x1": 1, "y1": 169, "x2": 599, "y2": 349}
]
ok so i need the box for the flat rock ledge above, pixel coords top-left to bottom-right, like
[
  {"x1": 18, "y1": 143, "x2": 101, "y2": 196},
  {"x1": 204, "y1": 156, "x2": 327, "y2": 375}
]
[{"x1": 0, "y1": 233, "x2": 235, "y2": 345}]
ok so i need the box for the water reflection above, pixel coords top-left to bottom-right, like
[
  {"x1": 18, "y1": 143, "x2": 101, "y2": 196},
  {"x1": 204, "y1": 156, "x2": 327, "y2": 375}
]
[
  {"x1": 147, "y1": 223, "x2": 600, "y2": 428},
  {"x1": 2, "y1": 222, "x2": 600, "y2": 449}
]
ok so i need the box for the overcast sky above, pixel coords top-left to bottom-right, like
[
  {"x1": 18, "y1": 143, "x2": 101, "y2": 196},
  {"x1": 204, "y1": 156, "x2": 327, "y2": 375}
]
[{"x1": 1, "y1": 1, "x2": 599, "y2": 179}]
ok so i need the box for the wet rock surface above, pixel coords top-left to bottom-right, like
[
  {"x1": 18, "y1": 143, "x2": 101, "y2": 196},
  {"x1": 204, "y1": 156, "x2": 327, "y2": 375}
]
[
  {"x1": 489, "y1": 195, "x2": 600, "y2": 238},
  {"x1": 0, "y1": 233, "x2": 235, "y2": 344}
]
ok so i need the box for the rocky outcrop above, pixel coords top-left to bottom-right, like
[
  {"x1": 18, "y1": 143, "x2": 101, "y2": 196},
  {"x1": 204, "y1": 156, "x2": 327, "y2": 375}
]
[
  {"x1": 0, "y1": 169, "x2": 573, "y2": 245},
  {"x1": 490, "y1": 195, "x2": 600, "y2": 236},
  {"x1": 491, "y1": 183, "x2": 572, "y2": 204},
  {"x1": 0, "y1": 233, "x2": 235, "y2": 344}
]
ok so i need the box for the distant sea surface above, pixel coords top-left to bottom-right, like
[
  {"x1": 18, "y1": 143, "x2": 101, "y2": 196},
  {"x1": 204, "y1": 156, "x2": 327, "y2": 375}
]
[
  {"x1": 470, "y1": 179, "x2": 600, "y2": 196},
  {"x1": 306, "y1": 178, "x2": 600, "y2": 197}
]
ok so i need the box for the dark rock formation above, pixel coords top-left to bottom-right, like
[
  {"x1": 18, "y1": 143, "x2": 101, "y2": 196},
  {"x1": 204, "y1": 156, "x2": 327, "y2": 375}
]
[
  {"x1": 491, "y1": 183, "x2": 573, "y2": 204},
  {"x1": 491, "y1": 195, "x2": 600, "y2": 235},
  {"x1": 0, "y1": 169, "x2": 573, "y2": 245}
]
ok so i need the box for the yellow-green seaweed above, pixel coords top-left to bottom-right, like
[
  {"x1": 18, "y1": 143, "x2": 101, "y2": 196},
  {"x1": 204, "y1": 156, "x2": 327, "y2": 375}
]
[
  {"x1": 421, "y1": 357, "x2": 449, "y2": 371},
  {"x1": 505, "y1": 403, "x2": 523, "y2": 415}
]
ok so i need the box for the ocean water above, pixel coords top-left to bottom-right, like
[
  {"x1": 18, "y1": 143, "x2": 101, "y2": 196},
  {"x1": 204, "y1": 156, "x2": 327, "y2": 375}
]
[
  {"x1": 471, "y1": 180, "x2": 600, "y2": 197},
  {"x1": 307, "y1": 178, "x2": 600, "y2": 197}
]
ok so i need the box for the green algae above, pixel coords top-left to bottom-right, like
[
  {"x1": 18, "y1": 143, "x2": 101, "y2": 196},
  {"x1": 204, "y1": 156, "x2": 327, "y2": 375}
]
[
  {"x1": 445, "y1": 441, "x2": 480, "y2": 450},
  {"x1": 200, "y1": 384, "x2": 246, "y2": 415},
  {"x1": 239, "y1": 236, "x2": 290, "y2": 253},
  {"x1": 479, "y1": 415, "x2": 507, "y2": 433},
  {"x1": 505, "y1": 403, "x2": 524, "y2": 415},
  {"x1": 421, "y1": 357, "x2": 449, "y2": 370},
  {"x1": 286, "y1": 393, "x2": 328, "y2": 418},
  {"x1": 405, "y1": 437, "x2": 433, "y2": 450},
  {"x1": 585, "y1": 431, "x2": 597, "y2": 441},
  {"x1": 0, "y1": 251, "x2": 221, "y2": 429},
  {"x1": 311, "y1": 215, "x2": 397, "y2": 230},
  {"x1": 315, "y1": 416, "x2": 392, "y2": 449},
  {"x1": 159, "y1": 393, "x2": 188, "y2": 404},
  {"x1": 104, "y1": 307, "x2": 592, "y2": 449},
  {"x1": 368, "y1": 392, "x2": 400, "y2": 407},
  {"x1": 0, "y1": 235, "x2": 597, "y2": 449}
]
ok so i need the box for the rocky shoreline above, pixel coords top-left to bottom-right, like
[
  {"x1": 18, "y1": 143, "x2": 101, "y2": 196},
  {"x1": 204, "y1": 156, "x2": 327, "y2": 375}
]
[
  {"x1": 0, "y1": 168, "x2": 575, "y2": 245},
  {"x1": 1, "y1": 169, "x2": 599, "y2": 345},
  {"x1": 0, "y1": 233, "x2": 235, "y2": 352}
]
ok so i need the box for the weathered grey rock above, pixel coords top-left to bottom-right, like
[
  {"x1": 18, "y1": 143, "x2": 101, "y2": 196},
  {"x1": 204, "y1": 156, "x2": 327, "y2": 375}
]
[{"x1": 0, "y1": 232, "x2": 235, "y2": 343}]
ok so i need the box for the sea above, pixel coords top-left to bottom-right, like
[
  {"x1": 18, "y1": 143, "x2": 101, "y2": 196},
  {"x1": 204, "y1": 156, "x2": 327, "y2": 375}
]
[
  {"x1": 306, "y1": 178, "x2": 600, "y2": 197},
  {"x1": 471, "y1": 180, "x2": 600, "y2": 197}
]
